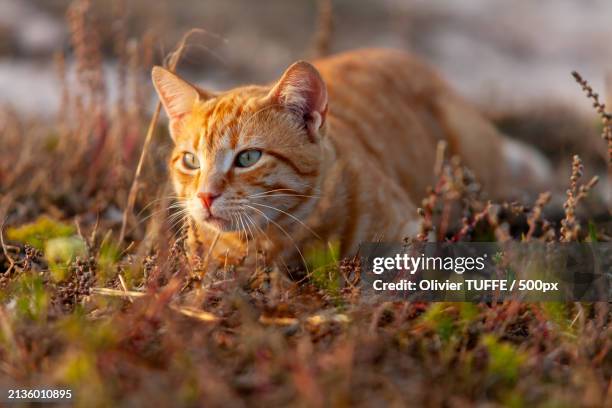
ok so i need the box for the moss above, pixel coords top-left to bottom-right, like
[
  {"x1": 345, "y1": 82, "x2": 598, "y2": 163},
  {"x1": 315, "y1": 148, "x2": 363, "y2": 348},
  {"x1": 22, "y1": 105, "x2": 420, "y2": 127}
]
[
  {"x1": 420, "y1": 303, "x2": 456, "y2": 341},
  {"x1": 13, "y1": 274, "x2": 49, "y2": 321},
  {"x1": 541, "y1": 302, "x2": 571, "y2": 333},
  {"x1": 482, "y1": 335, "x2": 526, "y2": 384},
  {"x1": 46, "y1": 236, "x2": 88, "y2": 281},
  {"x1": 7, "y1": 216, "x2": 75, "y2": 250},
  {"x1": 306, "y1": 240, "x2": 340, "y2": 295},
  {"x1": 97, "y1": 239, "x2": 121, "y2": 284}
]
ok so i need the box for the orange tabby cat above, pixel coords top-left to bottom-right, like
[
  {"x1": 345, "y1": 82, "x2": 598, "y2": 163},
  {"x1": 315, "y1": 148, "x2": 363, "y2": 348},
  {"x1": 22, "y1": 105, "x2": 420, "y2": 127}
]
[{"x1": 152, "y1": 48, "x2": 550, "y2": 270}]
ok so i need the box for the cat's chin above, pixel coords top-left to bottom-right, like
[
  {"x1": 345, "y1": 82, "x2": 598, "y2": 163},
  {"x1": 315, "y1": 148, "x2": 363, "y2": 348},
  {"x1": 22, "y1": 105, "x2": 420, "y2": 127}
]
[
  {"x1": 191, "y1": 211, "x2": 243, "y2": 233},
  {"x1": 203, "y1": 216, "x2": 233, "y2": 232}
]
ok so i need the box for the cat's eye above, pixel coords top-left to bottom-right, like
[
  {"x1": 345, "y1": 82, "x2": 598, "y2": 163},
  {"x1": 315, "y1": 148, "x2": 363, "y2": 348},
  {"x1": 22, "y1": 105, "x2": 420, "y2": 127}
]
[
  {"x1": 182, "y1": 152, "x2": 200, "y2": 170},
  {"x1": 235, "y1": 149, "x2": 262, "y2": 168}
]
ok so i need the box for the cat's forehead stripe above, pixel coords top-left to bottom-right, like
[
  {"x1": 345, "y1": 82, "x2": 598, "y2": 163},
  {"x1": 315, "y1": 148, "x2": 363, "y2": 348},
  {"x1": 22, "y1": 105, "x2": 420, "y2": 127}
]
[{"x1": 199, "y1": 94, "x2": 251, "y2": 151}]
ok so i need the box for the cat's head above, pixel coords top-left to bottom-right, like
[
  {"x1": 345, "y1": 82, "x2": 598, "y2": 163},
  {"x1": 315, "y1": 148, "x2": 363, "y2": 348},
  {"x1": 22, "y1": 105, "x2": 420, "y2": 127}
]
[{"x1": 152, "y1": 61, "x2": 327, "y2": 234}]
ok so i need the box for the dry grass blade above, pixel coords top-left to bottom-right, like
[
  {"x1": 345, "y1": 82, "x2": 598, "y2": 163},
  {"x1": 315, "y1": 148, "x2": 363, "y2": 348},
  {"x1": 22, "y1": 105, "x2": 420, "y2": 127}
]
[
  {"x1": 91, "y1": 289, "x2": 219, "y2": 322},
  {"x1": 0, "y1": 217, "x2": 17, "y2": 274},
  {"x1": 560, "y1": 155, "x2": 599, "y2": 242},
  {"x1": 259, "y1": 315, "x2": 299, "y2": 326},
  {"x1": 525, "y1": 192, "x2": 551, "y2": 241},
  {"x1": 571, "y1": 70, "x2": 612, "y2": 166},
  {"x1": 169, "y1": 304, "x2": 220, "y2": 322},
  {"x1": 90, "y1": 287, "x2": 147, "y2": 298},
  {"x1": 311, "y1": 0, "x2": 334, "y2": 58},
  {"x1": 118, "y1": 274, "x2": 133, "y2": 303},
  {"x1": 0, "y1": 306, "x2": 24, "y2": 374},
  {"x1": 201, "y1": 230, "x2": 222, "y2": 273},
  {"x1": 306, "y1": 314, "x2": 350, "y2": 325},
  {"x1": 119, "y1": 29, "x2": 209, "y2": 243}
]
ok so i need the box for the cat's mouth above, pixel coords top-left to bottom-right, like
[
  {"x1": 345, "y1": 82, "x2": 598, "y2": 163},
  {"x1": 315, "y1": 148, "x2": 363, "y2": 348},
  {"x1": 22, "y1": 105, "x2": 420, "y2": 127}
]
[{"x1": 189, "y1": 200, "x2": 236, "y2": 232}]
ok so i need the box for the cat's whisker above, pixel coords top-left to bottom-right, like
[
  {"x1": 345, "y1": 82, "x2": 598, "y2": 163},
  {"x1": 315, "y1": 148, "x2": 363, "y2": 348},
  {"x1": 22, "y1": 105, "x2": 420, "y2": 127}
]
[
  {"x1": 248, "y1": 188, "x2": 300, "y2": 197},
  {"x1": 230, "y1": 213, "x2": 238, "y2": 233},
  {"x1": 240, "y1": 210, "x2": 257, "y2": 245},
  {"x1": 248, "y1": 187, "x2": 321, "y2": 198},
  {"x1": 234, "y1": 212, "x2": 250, "y2": 257},
  {"x1": 165, "y1": 214, "x2": 192, "y2": 236},
  {"x1": 167, "y1": 211, "x2": 191, "y2": 232},
  {"x1": 242, "y1": 210, "x2": 268, "y2": 272},
  {"x1": 166, "y1": 208, "x2": 191, "y2": 222},
  {"x1": 171, "y1": 214, "x2": 189, "y2": 234},
  {"x1": 136, "y1": 197, "x2": 186, "y2": 219},
  {"x1": 243, "y1": 209, "x2": 290, "y2": 276},
  {"x1": 235, "y1": 213, "x2": 249, "y2": 255},
  {"x1": 167, "y1": 210, "x2": 190, "y2": 225},
  {"x1": 126, "y1": 204, "x2": 188, "y2": 238},
  {"x1": 238, "y1": 212, "x2": 250, "y2": 257},
  {"x1": 248, "y1": 201, "x2": 321, "y2": 240},
  {"x1": 242, "y1": 208, "x2": 297, "y2": 279},
  {"x1": 248, "y1": 193, "x2": 321, "y2": 200},
  {"x1": 241, "y1": 212, "x2": 259, "y2": 272},
  {"x1": 136, "y1": 201, "x2": 188, "y2": 225},
  {"x1": 237, "y1": 212, "x2": 245, "y2": 241},
  {"x1": 168, "y1": 218, "x2": 189, "y2": 242},
  {"x1": 244, "y1": 204, "x2": 310, "y2": 275},
  {"x1": 136, "y1": 208, "x2": 180, "y2": 228},
  {"x1": 240, "y1": 209, "x2": 261, "y2": 239},
  {"x1": 232, "y1": 213, "x2": 245, "y2": 247}
]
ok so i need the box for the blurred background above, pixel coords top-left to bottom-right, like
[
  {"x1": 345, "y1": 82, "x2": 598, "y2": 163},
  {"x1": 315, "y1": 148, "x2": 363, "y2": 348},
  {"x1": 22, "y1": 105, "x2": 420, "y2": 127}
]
[
  {"x1": 1, "y1": 0, "x2": 611, "y2": 117},
  {"x1": 0, "y1": 0, "x2": 610, "y2": 218}
]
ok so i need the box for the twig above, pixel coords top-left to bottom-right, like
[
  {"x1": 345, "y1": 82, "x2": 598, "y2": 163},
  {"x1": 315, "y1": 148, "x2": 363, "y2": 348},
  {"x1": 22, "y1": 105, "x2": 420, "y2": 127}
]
[
  {"x1": 560, "y1": 155, "x2": 599, "y2": 242},
  {"x1": 119, "y1": 29, "x2": 206, "y2": 243},
  {"x1": 311, "y1": 0, "x2": 334, "y2": 58},
  {"x1": 118, "y1": 274, "x2": 133, "y2": 303},
  {"x1": 571, "y1": 71, "x2": 612, "y2": 166},
  {"x1": 90, "y1": 287, "x2": 146, "y2": 298},
  {"x1": 306, "y1": 313, "x2": 350, "y2": 325},
  {"x1": 259, "y1": 315, "x2": 298, "y2": 326},
  {"x1": 74, "y1": 217, "x2": 84, "y2": 242},
  {"x1": 259, "y1": 313, "x2": 350, "y2": 327},
  {"x1": 200, "y1": 230, "x2": 221, "y2": 275},
  {"x1": 90, "y1": 287, "x2": 220, "y2": 322},
  {"x1": 525, "y1": 192, "x2": 551, "y2": 241},
  {"x1": 169, "y1": 304, "x2": 219, "y2": 322},
  {"x1": 453, "y1": 201, "x2": 492, "y2": 242},
  {"x1": 569, "y1": 309, "x2": 582, "y2": 328},
  {"x1": 433, "y1": 140, "x2": 447, "y2": 178},
  {"x1": 0, "y1": 218, "x2": 17, "y2": 274}
]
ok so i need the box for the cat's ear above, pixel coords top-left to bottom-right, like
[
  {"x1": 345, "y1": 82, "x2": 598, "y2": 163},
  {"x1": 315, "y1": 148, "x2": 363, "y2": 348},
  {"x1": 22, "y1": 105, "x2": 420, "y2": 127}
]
[
  {"x1": 151, "y1": 67, "x2": 197, "y2": 121},
  {"x1": 268, "y1": 61, "x2": 328, "y2": 138},
  {"x1": 151, "y1": 66, "x2": 212, "y2": 121}
]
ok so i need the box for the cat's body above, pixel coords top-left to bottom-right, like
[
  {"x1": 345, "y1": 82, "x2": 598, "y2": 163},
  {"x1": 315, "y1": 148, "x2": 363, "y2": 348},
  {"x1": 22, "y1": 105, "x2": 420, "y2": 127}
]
[{"x1": 152, "y1": 49, "x2": 550, "y2": 270}]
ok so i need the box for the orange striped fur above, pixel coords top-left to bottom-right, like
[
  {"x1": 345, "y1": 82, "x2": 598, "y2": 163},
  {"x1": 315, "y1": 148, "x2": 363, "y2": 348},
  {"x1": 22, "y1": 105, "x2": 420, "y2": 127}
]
[{"x1": 152, "y1": 48, "x2": 550, "y2": 270}]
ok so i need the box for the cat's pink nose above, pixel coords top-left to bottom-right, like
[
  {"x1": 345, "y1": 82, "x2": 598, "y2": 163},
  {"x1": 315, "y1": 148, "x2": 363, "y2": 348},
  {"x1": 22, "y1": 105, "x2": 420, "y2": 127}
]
[{"x1": 197, "y1": 192, "x2": 220, "y2": 210}]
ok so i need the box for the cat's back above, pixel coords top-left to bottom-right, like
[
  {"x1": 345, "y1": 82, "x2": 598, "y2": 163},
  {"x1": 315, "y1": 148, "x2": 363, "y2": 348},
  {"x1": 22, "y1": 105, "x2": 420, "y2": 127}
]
[
  {"x1": 313, "y1": 49, "x2": 456, "y2": 200},
  {"x1": 314, "y1": 48, "x2": 447, "y2": 99},
  {"x1": 313, "y1": 48, "x2": 509, "y2": 200}
]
